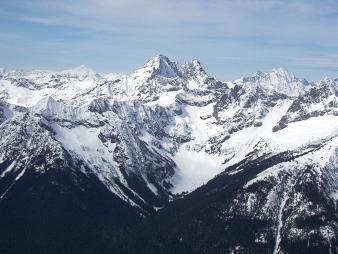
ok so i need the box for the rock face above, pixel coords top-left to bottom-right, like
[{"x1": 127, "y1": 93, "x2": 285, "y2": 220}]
[
  {"x1": 0, "y1": 55, "x2": 337, "y2": 253},
  {"x1": 273, "y1": 79, "x2": 338, "y2": 132}
]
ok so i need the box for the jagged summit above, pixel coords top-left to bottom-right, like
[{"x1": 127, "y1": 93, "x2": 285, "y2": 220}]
[
  {"x1": 145, "y1": 54, "x2": 173, "y2": 68},
  {"x1": 180, "y1": 59, "x2": 208, "y2": 79},
  {"x1": 236, "y1": 67, "x2": 309, "y2": 96},
  {"x1": 271, "y1": 67, "x2": 293, "y2": 77},
  {"x1": 133, "y1": 54, "x2": 180, "y2": 79},
  {"x1": 132, "y1": 55, "x2": 210, "y2": 82},
  {"x1": 244, "y1": 67, "x2": 295, "y2": 83},
  {"x1": 62, "y1": 64, "x2": 92, "y2": 73}
]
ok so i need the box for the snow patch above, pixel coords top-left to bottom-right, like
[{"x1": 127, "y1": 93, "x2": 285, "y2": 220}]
[
  {"x1": 0, "y1": 161, "x2": 16, "y2": 178},
  {"x1": 171, "y1": 147, "x2": 224, "y2": 194},
  {"x1": 146, "y1": 90, "x2": 181, "y2": 107}
]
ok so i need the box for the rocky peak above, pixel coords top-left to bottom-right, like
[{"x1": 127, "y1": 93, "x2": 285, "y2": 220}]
[
  {"x1": 180, "y1": 59, "x2": 208, "y2": 79},
  {"x1": 239, "y1": 67, "x2": 309, "y2": 96},
  {"x1": 133, "y1": 54, "x2": 180, "y2": 79},
  {"x1": 270, "y1": 67, "x2": 294, "y2": 80}
]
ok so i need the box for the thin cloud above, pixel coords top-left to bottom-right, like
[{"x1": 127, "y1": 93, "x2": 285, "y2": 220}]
[
  {"x1": 11, "y1": 0, "x2": 338, "y2": 38},
  {"x1": 295, "y1": 54, "x2": 338, "y2": 70},
  {"x1": 21, "y1": 16, "x2": 57, "y2": 25}
]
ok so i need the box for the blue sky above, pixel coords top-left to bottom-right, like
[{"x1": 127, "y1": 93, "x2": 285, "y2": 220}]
[{"x1": 1, "y1": 0, "x2": 338, "y2": 81}]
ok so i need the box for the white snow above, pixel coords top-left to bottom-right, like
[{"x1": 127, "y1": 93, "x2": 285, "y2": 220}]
[
  {"x1": 142, "y1": 175, "x2": 159, "y2": 195},
  {"x1": 0, "y1": 68, "x2": 107, "y2": 107},
  {"x1": 183, "y1": 103, "x2": 222, "y2": 142},
  {"x1": 186, "y1": 80, "x2": 199, "y2": 90},
  {"x1": 171, "y1": 147, "x2": 224, "y2": 194},
  {"x1": 0, "y1": 161, "x2": 16, "y2": 178},
  {"x1": 0, "y1": 80, "x2": 54, "y2": 107},
  {"x1": 222, "y1": 100, "x2": 292, "y2": 166},
  {"x1": 269, "y1": 115, "x2": 338, "y2": 151},
  {"x1": 245, "y1": 136, "x2": 338, "y2": 189},
  {"x1": 146, "y1": 90, "x2": 181, "y2": 107},
  {"x1": 169, "y1": 103, "x2": 225, "y2": 193},
  {"x1": 52, "y1": 124, "x2": 120, "y2": 178},
  {"x1": 15, "y1": 168, "x2": 26, "y2": 181},
  {"x1": 223, "y1": 100, "x2": 338, "y2": 168},
  {"x1": 168, "y1": 97, "x2": 338, "y2": 194}
]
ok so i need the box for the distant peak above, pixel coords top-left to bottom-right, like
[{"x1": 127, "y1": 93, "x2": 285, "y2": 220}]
[
  {"x1": 157, "y1": 54, "x2": 170, "y2": 60},
  {"x1": 271, "y1": 67, "x2": 293, "y2": 77},
  {"x1": 251, "y1": 67, "x2": 295, "y2": 82},
  {"x1": 61, "y1": 65, "x2": 99, "y2": 79},
  {"x1": 273, "y1": 67, "x2": 289, "y2": 72},
  {"x1": 63, "y1": 65, "x2": 94, "y2": 73},
  {"x1": 238, "y1": 67, "x2": 309, "y2": 96},
  {"x1": 144, "y1": 54, "x2": 173, "y2": 68},
  {"x1": 255, "y1": 70, "x2": 264, "y2": 77},
  {"x1": 191, "y1": 59, "x2": 201, "y2": 66},
  {"x1": 135, "y1": 54, "x2": 179, "y2": 78},
  {"x1": 74, "y1": 64, "x2": 89, "y2": 70}
]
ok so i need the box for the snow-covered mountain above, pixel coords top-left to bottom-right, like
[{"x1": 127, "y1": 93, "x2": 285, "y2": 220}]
[{"x1": 0, "y1": 55, "x2": 337, "y2": 253}]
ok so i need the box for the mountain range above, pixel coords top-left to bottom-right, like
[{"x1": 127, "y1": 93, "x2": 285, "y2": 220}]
[{"x1": 0, "y1": 55, "x2": 337, "y2": 254}]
